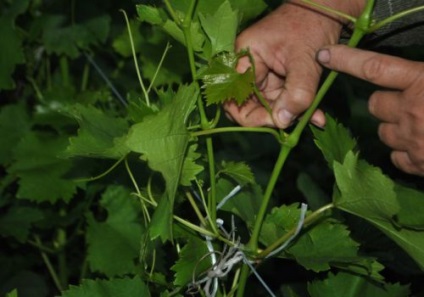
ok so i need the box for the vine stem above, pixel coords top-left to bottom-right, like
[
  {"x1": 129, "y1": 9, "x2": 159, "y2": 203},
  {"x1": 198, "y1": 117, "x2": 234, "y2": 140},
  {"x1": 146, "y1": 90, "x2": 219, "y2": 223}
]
[
  {"x1": 236, "y1": 2, "x2": 374, "y2": 296},
  {"x1": 368, "y1": 5, "x2": 424, "y2": 32},
  {"x1": 191, "y1": 126, "x2": 282, "y2": 142},
  {"x1": 120, "y1": 9, "x2": 150, "y2": 107},
  {"x1": 34, "y1": 235, "x2": 63, "y2": 292}
]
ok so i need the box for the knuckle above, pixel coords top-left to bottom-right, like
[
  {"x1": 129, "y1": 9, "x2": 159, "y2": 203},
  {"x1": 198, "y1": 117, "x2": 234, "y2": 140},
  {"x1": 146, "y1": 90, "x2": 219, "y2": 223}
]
[{"x1": 362, "y1": 55, "x2": 386, "y2": 83}]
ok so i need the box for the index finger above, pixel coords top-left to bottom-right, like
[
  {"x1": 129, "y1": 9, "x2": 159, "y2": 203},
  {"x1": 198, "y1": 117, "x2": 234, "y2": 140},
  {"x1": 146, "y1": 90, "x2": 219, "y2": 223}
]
[{"x1": 316, "y1": 45, "x2": 422, "y2": 90}]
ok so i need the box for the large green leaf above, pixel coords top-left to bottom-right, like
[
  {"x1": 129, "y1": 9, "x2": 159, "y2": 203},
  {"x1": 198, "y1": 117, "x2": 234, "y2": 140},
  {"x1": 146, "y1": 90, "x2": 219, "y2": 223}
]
[
  {"x1": 200, "y1": 52, "x2": 254, "y2": 105},
  {"x1": 8, "y1": 132, "x2": 77, "y2": 203},
  {"x1": 42, "y1": 15, "x2": 111, "y2": 58},
  {"x1": 199, "y1": 1, "x2": 239, "y2": 57},
  {"x1": 126, "y1": 84, "x2": 198, "y2": 241},
  {"x1": 0, "y1": 207, "x2": 43, "y2": 243},
  {"x1": 261, "y1": 204, "x2": 362, "y2": 272},
  {"x1": 394, "y1": 184, "x2": 424, "y2": 230},
  {"x1": 0, "y1": 17, "x2": 25, "y2": 90},
  {"x1": 65, "y1": 104, "x2": 129, "y2": 159},
  {"x1": 86, "y1": 186, "x2": 143, "y2": 277},
  {"x1": 0, "y1": 104, "x2": 31, "y2": 165},
  {"x1": 334, "y1": 152, "x2": 424, "y2": 270},
  {"x1": 60, "y1": 277, "x2": 150, "y2": 297},
  {"x1": 308, "y1": 272, "x2": 409, "y2": 297}
]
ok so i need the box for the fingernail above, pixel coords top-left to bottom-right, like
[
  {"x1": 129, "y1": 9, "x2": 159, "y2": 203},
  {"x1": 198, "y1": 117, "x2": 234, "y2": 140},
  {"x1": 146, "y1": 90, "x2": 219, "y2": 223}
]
[
  {"x1": 278, "y1": 109, "x2": 295, "y2": 127},
  {"x1": 316, "y1": 49, "x2": 331, "y2": 64}
]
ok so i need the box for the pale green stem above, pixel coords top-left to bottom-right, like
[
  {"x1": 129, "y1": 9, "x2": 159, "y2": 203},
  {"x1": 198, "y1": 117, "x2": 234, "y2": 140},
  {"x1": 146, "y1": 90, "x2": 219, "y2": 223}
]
[
  {"x1": 301, "y1": 0, "x2": 357, "y2": 23},
  {"x1": 191, "y1": 127, "x2": 281, "y2": 142},
  {"x1": 34, "y1": 235, "x2": 63, "y2": 292},
  {"x1": 368, "y1": 5, "x2": 424, "y2": 32},
  {"x1": 120, "y1": 10, "x2": 150, "y2": 106},
  {"x1": 147, "y1": 42, "x2": 172, "y2": 93},
  {"x1": 73, "y1": 155, "x2": 125, "y2": 183}
]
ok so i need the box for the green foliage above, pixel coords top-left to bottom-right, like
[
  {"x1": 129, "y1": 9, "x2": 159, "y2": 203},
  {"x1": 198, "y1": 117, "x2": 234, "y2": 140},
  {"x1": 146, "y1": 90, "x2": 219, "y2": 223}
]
[
  {"x1": 86, "y1": 186, "x2": 143, "y2": 277},
  {"x1": 126, "y1": 84, "x2": 198, "y2": 241},
  {"x1": 308, "y1": 272, "x2": 410, "y2": 297},
  {"x1": 2, "y1": 0, "x2": 424, "y2": 296},
  {"x1": 60, "y1": 277, "x2": 150, "y2": 297}
]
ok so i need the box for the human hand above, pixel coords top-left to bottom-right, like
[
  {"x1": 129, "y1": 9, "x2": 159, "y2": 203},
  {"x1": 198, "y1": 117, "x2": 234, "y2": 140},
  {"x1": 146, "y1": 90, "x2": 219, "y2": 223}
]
[
  {"x1": 317, "y1": 45, "x2": 424, "y2": 176},
  {"x1": 224, "y1": 1, "x2": 364, "y2": 128}
]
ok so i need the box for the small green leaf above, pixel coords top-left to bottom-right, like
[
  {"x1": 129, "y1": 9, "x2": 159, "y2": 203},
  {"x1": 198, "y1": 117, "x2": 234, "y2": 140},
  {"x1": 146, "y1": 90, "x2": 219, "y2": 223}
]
[
  {"x1": 126, "y1": 84, "x2": 198, "y2": 241},
  {"x1": 171, "y1": 237, "x2": 211, "y2": 287},
  {"x1": 199, "y1": 1, "x2": 239, "y2": 56},
  {"x1": 60, "y1": 277, "x2": 150, "y2": 297},
  {"x1": 0, "y1": 207, "x2": 43, "y2": 242},
  {"x1": 308, "y1": 272, "x2": 410, "y2": 297},
  {"x1": 311, "y1": 114, "x2": 357, "y2": 167},
  {"x1": 219, "y1": 161, "x2": 255, "y2": 186},
  {"x1": 65, "y1": 104, "x2": 129, "y2": 159},
  {"x1": 201, "y1": 53, "x2": 254, "y2": 105},
  {"x1": 86, "y1": 186, "x2": 143, "y2": 277}
]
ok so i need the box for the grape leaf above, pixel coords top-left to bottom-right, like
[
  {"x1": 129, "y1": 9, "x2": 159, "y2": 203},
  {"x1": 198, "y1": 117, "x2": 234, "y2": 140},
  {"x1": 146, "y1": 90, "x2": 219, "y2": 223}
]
[
  {"x1": 0, "y1": 104, "x2": 31, "y2": 165},
  {"x1": 261, "y1": 204, "x2": 361, "y2": 272},
  {"x1": 311, "y1": 114, "x2": 357, "y2": 167},
  {"x1": 0, "y1": 207, "x2": 43, "y2": 242},
  {"x1": 334, "y1": 151, "x2": 424, "y2": 270},
  {"x1": 8, "y1": 132, "x2": 77, "y2": 203},
  {"x1": 216, "y1": 178, "x2": 262, "y2": 227},
  {"x1": 180, "y1": 143, "x2": 204, "y2": 186},
  {"x1": 219, "y1": 161, "x2": 255, "y2": 186},
  {"x1": 199, "y1": 1, "x2": 239, "y2": 57},
  {"x1": 296, "y1": 173, "x2": 330, "y2": 211},
  {"x1": 0, "y1": 17, "x2": 25, "y2": 90},
  {"x1": 136, "y1": 5, "x2": 204, "y2": 52},
  {"x1": 60, "y1": 277, "x2": 150, "y2": 297},
  {"x1": 201, "y1": 53, "x2": 254, "y2": 105},
  {"x1": 86, "y1": 186, "x2": 143, "y2": 277},
  {"x1": 65, "y1": 104, "x2": 130, "y2": 159},
  {"x1": 308, "y1": 272, "x2": 410, "y2": 297},
  {"x1": 229, "y1": 0, "x2": 267, "y2": 22},
  {"x1": 42, "y1": 15, "x2": 111, "y2": 58},
  {"x1": 394, "y1": 184, "x2": 424, "y2": 230},
  {"x1": 171, "y1": 237, "x2": 211, "y2": 287},
  {"x1": 126, "y1": 84, "x2": 198, "y2": 241}
]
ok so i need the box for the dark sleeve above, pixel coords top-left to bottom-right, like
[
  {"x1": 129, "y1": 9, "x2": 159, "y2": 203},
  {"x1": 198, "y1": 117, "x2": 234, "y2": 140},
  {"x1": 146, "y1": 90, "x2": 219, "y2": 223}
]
[{"x1": 367, "y1": 0, "x2": 424, "y2": 46}]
